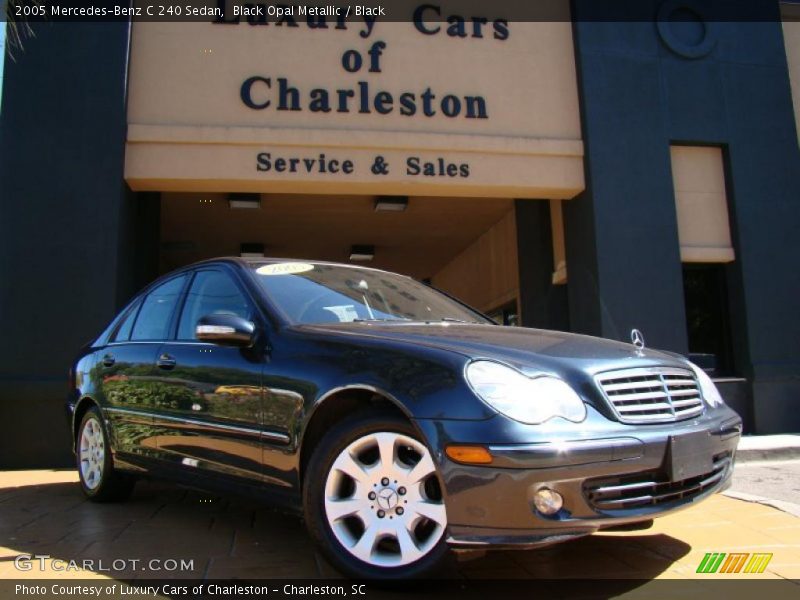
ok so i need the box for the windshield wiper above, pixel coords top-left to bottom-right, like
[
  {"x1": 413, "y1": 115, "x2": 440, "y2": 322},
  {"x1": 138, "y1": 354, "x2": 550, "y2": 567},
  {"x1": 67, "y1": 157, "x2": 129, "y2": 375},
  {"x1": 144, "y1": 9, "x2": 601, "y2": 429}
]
[
  {"x1": 352, "y1": 318, "x2": 409, "y2": 323},
  {"x1": 352, "y1": 317, "x2": 483, "y2": 324},
  {"x1": 428, "y1": 317, "x2": 485, "y2": 324}
]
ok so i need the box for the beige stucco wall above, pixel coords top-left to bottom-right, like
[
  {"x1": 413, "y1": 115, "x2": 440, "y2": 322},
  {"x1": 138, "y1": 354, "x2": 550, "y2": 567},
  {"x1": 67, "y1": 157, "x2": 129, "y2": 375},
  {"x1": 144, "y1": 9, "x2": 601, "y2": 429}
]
[
  {"x1": 670, "y1": 146, "x2": 735, "y2": 263},
  {"x1": 432, "y1": 209, "x2": 518, "y2": 312},
  {"x1": 124, "y1": 0, "x2": 584, "y2": 198},
  {"x1": 783, "y1": 18, "x2": 800, "y2": 145}
]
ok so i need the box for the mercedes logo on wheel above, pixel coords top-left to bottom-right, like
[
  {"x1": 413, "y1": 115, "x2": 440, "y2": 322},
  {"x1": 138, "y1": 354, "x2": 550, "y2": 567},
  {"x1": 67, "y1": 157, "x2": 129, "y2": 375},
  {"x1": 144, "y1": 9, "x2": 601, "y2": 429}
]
[{"x1": 377, "y1": 488, "x2": 398, "y2": 510}]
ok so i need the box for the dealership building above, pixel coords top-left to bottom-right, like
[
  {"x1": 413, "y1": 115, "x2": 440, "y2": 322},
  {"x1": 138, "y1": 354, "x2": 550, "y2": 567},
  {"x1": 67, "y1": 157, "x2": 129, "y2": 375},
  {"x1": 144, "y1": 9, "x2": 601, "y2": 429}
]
[{"x1": 1, "y1": 0, "x2": 799, "y2": 467}]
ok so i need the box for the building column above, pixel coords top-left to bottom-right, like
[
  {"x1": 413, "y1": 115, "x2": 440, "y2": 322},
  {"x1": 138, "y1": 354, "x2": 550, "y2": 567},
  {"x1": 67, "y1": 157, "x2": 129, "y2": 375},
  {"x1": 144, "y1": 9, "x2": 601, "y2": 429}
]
[
  {"x1": 0, "y1": 20, "x2": 134, "y2": 467},
  {"x1": 566, "y1": 16, "x2": 689, "y2": 355},
  {"x1": 515, "y1": 200, "x2": 569, "y2": 331}
]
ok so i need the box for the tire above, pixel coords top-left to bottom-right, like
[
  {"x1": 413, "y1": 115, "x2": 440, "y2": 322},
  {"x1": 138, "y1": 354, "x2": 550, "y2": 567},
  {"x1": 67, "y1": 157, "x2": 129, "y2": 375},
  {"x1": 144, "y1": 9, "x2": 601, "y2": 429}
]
[
  {"x1": 76, "y1": 406, "x2": 135, "y2": 502},
  {"x1": 303, "y1": 411, "x2": 450, "y2": 579}
]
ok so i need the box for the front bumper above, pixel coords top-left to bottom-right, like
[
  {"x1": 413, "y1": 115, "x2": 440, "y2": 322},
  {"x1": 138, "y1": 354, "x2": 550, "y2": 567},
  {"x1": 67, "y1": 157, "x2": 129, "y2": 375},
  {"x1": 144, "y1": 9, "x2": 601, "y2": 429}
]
[{"x1": 414, "y1": 407, "x2": 742, "y2": 548}]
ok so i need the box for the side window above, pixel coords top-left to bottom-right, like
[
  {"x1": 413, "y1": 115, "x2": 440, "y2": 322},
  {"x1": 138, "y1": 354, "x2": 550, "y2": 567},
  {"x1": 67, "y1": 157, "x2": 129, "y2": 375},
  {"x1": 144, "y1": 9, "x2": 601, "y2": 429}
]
[
  {"x1": 112, "y1": 301, "x2": 141, "y2": 342},
  {"x1": 130, "y1": 275, "x2": 187, "y2": 341},
  {"x1": 177, "y1": 270, "x2": 252, "y2": 340}
]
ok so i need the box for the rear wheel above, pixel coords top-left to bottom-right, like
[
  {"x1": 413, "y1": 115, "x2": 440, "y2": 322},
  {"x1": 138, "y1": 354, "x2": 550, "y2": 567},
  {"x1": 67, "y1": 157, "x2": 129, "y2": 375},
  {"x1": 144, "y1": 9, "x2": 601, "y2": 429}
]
[
  {"x1": 77, "y1": 407, "x2": 135, "y2": 502},
  {"x1": 304, "y1": 412, "x2": 450, "y2": 578}
]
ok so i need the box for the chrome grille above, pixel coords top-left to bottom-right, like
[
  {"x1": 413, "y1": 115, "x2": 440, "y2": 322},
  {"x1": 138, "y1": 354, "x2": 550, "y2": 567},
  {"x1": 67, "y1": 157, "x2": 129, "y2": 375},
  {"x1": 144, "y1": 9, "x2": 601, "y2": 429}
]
[
  {"x1": 584, "y1": 453, "x2": 731, "y2": 511},
  {"x1": 595, "y1": 367, "x2": 704, "y2": 424}
]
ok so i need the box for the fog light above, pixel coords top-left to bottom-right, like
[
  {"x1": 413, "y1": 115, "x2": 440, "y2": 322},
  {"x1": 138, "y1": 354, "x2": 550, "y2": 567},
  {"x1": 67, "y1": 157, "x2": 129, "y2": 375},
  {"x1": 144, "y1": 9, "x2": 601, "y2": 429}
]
[{"x1": 533, "y1": 488, "x2": 563, "y2": 515}]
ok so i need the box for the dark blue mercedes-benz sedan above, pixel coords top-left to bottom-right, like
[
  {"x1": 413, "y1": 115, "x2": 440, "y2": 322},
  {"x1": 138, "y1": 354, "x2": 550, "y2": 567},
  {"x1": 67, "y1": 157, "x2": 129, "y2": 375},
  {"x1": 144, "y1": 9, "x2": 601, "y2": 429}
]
[{"x1": 66, "y1": 258, "x2": 742, "y2": 578}]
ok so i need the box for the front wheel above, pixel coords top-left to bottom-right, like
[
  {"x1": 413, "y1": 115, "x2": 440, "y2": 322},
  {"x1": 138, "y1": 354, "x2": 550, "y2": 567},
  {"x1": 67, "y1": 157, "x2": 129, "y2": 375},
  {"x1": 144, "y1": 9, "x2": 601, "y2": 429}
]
[
  {"x1": 303, "y1": 412, "x2": 450, "y2": 579},
  {"x1": 76, "y1": 406, "x2": 135, "y2": 502}
]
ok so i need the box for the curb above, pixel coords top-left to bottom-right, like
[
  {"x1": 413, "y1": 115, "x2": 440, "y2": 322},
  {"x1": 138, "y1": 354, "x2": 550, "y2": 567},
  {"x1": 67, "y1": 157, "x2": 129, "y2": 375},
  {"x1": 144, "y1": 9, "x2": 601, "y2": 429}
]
[
  {"x1": 723, "y1": 490, "x2": 800, "y2": 518},
  {"x1": 734, "y1": 435, "x2": 800, "y2": 463},
  {"x1": 736, "y1": 447, "x2": 800, "y2": 463}
]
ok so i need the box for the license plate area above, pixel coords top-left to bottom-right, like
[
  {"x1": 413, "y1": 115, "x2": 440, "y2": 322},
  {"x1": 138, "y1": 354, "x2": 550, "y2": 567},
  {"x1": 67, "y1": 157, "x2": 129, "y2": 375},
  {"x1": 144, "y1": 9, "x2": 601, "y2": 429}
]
[{"x1": 668, "y1": 431, "x2": 713, "y2": 481}]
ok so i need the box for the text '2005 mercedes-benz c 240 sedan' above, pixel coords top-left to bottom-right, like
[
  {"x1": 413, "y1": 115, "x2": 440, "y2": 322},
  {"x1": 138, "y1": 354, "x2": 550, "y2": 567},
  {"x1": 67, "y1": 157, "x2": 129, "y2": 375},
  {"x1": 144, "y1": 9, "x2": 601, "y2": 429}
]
[{"x1": 67, "y1": 258, "x2": 742, "y2": 578}]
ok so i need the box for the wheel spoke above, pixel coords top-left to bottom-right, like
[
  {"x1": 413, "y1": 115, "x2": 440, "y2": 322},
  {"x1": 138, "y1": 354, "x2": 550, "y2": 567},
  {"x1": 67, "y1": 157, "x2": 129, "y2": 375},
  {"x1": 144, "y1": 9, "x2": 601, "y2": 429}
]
[
  {"x1": 333, "y1": 452, "x2": 370, "y2": 484},
  {"x1": 413, "y1": 501, "x2": 447, "y2": 527},
  {"x1": 395, "y1": 523, "x2": 423, "y2": 563},
  {"x1": 374, "y1": 433, "x2": 397, "y2": 472},
  {"x1": 350, "y1": 523, "x2": 379, "y2": 563},
  {"x1": 406, "y1": 451, "x2": 436, "y2": 484},
  {"x1": 326, "y1": 498, "x2": 363, "y2": 521}
]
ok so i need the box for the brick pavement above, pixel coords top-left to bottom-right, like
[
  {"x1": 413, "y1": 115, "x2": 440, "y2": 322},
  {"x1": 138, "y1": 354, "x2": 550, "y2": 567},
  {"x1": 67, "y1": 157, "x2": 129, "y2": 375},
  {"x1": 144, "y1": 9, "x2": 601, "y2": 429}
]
[{"x1": 0, "y1": 470, "x2": 798, "y2": 587}]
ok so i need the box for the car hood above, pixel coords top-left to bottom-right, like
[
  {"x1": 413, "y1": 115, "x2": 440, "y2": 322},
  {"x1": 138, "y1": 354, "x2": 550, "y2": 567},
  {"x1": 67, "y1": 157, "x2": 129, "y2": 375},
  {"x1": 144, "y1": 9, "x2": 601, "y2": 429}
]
[{"x1": 293, "y1": 322, "x2": 690, "y2": 378}]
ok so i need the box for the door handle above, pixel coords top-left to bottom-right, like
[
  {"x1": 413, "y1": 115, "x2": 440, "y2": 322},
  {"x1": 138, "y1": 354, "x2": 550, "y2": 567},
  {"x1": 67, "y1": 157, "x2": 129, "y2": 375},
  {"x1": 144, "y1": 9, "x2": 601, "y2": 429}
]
[
  {"x1": 102, "y1": 354, "x2": 115, "y2": 368},
  {"x1": 157, "y1": 353, "x2": 176, "y2": 370}
]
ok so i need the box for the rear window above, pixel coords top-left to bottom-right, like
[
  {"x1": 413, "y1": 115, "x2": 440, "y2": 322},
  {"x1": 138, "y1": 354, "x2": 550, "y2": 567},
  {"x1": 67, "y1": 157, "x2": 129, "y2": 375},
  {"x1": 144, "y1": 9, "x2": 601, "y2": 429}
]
[
  {"x1": 112, "y1": 302, "x2": 140, "y2": 342},
  {"x1": 130, "y1": 275, "x2": 187, "y2": 341}
]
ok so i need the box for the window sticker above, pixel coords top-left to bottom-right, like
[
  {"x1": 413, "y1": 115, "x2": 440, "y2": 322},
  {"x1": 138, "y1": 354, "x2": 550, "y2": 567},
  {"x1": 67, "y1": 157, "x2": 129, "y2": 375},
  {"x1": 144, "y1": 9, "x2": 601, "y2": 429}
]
[
  {"x1": 257, "y1": 262, "x2": 315, "y2": 276},
  {"x1": 323, "y1": 305, "x2": 360, "y2": 322}
]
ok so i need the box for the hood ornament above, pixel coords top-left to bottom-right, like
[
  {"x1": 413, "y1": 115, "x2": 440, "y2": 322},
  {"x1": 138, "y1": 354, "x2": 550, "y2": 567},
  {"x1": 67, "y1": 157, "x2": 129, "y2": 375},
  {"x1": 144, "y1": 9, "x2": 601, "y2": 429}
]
[{"x1": 631, "y1": 329, "x2": 646, "y2": 352}]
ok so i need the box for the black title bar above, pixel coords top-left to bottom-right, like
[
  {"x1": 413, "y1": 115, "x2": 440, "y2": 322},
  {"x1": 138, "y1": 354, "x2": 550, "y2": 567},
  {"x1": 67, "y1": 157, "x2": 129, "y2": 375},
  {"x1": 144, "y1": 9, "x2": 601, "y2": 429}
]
[{"x1": 1, "y1": 0, "x2": 792, "y2": 23}]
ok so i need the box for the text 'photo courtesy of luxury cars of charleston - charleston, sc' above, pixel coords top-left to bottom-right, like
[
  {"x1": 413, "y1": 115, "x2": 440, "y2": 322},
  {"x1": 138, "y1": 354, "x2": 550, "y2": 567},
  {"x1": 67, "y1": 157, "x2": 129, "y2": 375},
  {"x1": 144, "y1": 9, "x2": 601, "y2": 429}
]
[{"x1": 12, "y1": 583, "x2": 368, "y2": 597}]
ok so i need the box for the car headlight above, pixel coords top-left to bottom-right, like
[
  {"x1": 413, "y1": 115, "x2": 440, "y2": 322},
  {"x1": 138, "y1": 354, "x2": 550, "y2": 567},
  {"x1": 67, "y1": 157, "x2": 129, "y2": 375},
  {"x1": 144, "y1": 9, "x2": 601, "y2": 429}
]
[
  {"x1": 465, "y1": 360, "x2": 587, "y2": 424},
  {"x1": 688, "y1": 362, "x2": 725, "y2": 408}
]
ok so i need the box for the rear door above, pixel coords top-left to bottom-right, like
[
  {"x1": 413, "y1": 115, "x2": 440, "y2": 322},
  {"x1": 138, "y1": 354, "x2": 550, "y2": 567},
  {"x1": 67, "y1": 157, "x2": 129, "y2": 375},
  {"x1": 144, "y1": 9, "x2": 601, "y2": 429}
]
[
  {"x1": 151, "y1": 268, "x2": 268, "y2": 482},
  {"x1": 101, "y1": 274, "x2": 188, "y2": 462}
]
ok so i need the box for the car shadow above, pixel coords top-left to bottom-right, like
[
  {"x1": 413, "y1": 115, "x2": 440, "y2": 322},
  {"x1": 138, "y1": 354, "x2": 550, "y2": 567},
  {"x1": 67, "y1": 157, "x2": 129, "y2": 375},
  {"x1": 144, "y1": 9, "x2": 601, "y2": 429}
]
[{"x1": 0, "y1": 477, "x2": 691, "y2": 597}]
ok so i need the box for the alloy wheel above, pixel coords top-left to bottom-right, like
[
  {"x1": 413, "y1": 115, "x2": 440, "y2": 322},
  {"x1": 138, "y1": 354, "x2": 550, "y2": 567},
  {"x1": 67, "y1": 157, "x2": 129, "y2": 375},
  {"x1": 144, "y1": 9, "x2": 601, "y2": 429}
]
[
  {"x1": 324, "y1": 431, "x2": 447, "y2": 567},
  {"x1": 79, "y1": 416, "x2": 105, "y2": 490}
]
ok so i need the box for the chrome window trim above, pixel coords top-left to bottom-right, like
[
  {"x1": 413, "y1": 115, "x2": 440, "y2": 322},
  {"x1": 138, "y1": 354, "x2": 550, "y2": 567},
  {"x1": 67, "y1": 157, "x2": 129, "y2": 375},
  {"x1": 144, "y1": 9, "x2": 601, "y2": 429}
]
[{"x1": 103, "y1": 340, "x2": 216, "y2": 347}]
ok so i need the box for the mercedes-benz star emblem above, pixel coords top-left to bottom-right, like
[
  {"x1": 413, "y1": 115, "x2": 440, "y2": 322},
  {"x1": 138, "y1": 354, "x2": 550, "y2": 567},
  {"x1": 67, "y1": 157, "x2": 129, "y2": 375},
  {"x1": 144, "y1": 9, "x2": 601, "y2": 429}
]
[
  {"x1": 631, "y1": 328, "x2": 646, "y2": 351},
  {"x1": 377, "y1": 488, "x2": 398, "y2": 510}
]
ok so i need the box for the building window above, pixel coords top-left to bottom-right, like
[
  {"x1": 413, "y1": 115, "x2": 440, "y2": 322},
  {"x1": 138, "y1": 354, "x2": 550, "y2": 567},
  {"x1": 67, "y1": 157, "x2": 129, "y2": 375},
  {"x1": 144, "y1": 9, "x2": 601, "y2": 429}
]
[
  {"x1": 670, "y1": 145, "x2": 735, "y2": 263},
  {"x1": 671, "y1": 145, "x2": 737, "y2": 376},
  {"x1": 682, "y1": 264, "x2": 734, "y2": 376}
]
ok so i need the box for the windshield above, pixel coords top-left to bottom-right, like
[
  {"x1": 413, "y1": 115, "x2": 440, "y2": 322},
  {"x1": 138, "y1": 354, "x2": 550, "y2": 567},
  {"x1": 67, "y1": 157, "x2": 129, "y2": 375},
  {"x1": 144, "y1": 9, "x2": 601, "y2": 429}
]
[{"x1": 251, "y1": 262, "x2": 491, "y2": 326}]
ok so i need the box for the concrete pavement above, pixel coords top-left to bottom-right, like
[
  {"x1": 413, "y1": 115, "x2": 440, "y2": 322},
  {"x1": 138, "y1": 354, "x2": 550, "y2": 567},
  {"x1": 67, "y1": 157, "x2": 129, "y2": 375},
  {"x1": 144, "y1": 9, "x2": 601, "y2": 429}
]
[{"x1": 726, "y1": 459, "x2": 800, "y2": 518}]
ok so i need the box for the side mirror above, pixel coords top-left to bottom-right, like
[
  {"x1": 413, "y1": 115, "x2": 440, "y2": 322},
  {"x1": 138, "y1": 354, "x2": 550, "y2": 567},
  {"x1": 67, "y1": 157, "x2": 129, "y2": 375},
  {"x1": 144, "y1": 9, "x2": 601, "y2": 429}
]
[{"x1": 196, "y1": 314, "x2": 256, "y2": 348}]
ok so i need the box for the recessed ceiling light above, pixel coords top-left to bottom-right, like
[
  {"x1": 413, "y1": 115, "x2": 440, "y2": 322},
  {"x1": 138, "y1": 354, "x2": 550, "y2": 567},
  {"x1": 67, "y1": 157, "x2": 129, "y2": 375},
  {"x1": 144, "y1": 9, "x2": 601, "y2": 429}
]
[
  {"x1": 374, "y1": 196, "x2": 408, "y2": 212},
  {"x1": 349, "y1": 245, "x2": 375, "y2": 261},
  {"x1": 228, "y1": 193, "x2": 261, "y2": 209},
  {"x1": 240, "y1": 242, "x2": 265, "y2": 258}
]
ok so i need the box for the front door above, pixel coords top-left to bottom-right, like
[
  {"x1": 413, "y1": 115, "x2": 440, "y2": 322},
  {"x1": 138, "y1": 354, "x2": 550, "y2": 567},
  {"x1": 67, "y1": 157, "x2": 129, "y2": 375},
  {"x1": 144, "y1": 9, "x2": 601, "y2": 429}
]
[{"x1": 151, "y1": 268, "x2": 266, "y2": 482}]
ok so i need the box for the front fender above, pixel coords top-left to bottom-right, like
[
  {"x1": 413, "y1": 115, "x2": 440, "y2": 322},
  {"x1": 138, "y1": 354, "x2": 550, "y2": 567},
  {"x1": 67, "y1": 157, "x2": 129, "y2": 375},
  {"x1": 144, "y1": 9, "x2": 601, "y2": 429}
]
[{"x1": 289, "y1": 331, "x2": 495, "y2": 421}]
